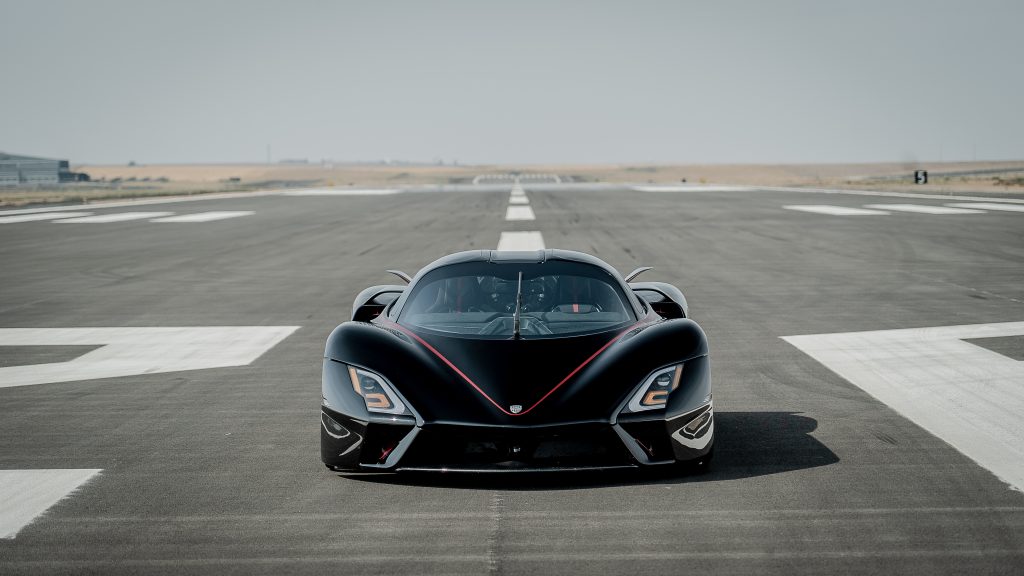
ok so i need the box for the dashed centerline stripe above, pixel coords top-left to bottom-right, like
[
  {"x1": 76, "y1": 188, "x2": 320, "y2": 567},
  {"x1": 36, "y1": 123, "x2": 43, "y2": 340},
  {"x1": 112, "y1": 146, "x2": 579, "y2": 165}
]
[
  {"x1": 505, "y1": 205, "x2": 536, "y2": 221},
  {"x1": 151, "y1": 211, "x2": 254, "y2": 223},
  {"x1": 784, "y1": 205, "x2": 890, "y2": 216},
  {"x1": 55, "y1": 212, "x2": 174, "y2": 223},
  {"x1": 497, "y1": 231, "x2": 545, "y2": 251}
]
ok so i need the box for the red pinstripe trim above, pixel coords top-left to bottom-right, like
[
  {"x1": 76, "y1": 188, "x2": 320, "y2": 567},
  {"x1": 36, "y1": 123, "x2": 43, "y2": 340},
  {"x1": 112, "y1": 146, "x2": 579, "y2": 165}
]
[{"x1": 379, "y1": 319, "x2": 649, "y2": 417}]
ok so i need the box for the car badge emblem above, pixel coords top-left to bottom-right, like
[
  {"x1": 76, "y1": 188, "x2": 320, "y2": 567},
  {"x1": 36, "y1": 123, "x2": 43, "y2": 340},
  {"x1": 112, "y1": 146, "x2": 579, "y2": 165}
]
[{"x1": 509, "y1": 404, "x2": 523, "y2": 414}]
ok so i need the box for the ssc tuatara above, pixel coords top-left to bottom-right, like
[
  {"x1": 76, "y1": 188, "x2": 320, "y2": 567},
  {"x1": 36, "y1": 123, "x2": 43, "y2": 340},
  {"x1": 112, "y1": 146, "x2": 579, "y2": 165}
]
[{"x1": 321, "y1": 249, "x2": 713, "y2": 473}]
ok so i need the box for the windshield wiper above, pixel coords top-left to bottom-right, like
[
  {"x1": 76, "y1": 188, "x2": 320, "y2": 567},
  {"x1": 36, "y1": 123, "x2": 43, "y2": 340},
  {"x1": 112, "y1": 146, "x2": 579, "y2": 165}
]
[{"x1": 513, "y1": 271, "x2": 523, "y2": 340}]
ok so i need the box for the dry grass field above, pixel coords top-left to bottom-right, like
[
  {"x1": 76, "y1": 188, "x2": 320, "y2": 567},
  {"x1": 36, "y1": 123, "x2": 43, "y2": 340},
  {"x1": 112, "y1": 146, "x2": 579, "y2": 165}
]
[{"x1": 2, "y1": 160, "x2": 1022, "y2": 207}]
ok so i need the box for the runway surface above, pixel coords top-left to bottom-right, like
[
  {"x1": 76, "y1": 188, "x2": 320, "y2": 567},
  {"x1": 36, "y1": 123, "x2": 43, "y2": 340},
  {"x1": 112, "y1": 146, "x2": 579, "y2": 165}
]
[{"x1": 1, "y1": 182, "x2": 1022, "y2": 574}]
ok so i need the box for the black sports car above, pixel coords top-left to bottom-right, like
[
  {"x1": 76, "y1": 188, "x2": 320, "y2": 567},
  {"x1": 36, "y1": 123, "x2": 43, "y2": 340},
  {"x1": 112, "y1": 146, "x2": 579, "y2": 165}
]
[{"x1": 321, "y1": 249, "x2": 713, "y2": 473}]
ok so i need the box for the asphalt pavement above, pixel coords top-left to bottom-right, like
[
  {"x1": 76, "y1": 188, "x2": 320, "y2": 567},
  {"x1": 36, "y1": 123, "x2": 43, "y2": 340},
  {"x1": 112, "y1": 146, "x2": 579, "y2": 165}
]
[{"x1": 1, "y1": 183, "x2": 1022, "y2": 574}]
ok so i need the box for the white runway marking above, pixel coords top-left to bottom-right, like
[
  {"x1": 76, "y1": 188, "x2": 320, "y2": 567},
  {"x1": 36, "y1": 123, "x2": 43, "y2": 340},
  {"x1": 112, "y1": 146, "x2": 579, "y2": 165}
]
[
  {"x1": 508, "y1": 195, "x2": 529, "y2": 205},
  {"x1": 0, "y1": 189, "x2": 285, "y2": 217},
  {"x1": 150, "y1": 211, "x2": 254, "y2": 222},
  {"x1": 762, "y1": 185, "x2": 1024, "y2": 204},
  {"x1": 0, "y1": 326, "x2": 299, "y2": 388},
  {"x1": 0, "y1": 469, "x2": 101, "y2": 538},
  {"x1": 861, "y1": 204, "x2": 986, "y2": 215},
  {"x1": 783, "y1": 321, "x2": 1024, "y2": 491},
  {"x1": 634, "y1": 185, "x2": 753, "y2": 192},
  {"x1": 946, "y1": 202, "x2": 1024, "y2": 213},
  {"x1": 473, "y1": 174, "x2": 516, "y2": 184},
  {"x1": 505, "y1": 205, "x2": 536, "y2": 221},
  {"x1": 282, "y1": 189, "x2": 400, "y2": 196},
  {"x1": 0, "y1": 212, "x2": 93, "y2": 224},
  {"x1": 784, "y1": 205, "x2": 890, "y2": 216},
  {"x1": 497, "y1": 231, "x2": 545, "y2": 251},
  {"x1": 55, "y1": 212, "x2": 174, "y2": 223}
]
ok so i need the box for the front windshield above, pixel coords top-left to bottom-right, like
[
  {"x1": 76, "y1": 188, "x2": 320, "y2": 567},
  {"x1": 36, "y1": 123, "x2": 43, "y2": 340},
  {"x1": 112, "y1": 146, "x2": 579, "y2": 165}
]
[{"x1": 398, "y1": 261, "x2": 636, "y2": 338}]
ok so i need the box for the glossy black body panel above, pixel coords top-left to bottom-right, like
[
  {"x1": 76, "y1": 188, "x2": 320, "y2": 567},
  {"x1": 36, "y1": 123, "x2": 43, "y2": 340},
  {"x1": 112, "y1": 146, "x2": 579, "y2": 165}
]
[
  {"x1": 325, "y1": 315, "x2": 705, "y2": 425},
  {"x1": 321, "y1": 249, "x2": 714, "y2": 472}
]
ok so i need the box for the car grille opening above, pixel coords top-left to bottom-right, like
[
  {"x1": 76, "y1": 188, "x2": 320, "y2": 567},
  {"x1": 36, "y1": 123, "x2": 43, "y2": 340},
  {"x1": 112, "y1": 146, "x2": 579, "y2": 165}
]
[
  {"x1": 619, "y1": 420, "x2": 675, "y2": 462},
  {"x1": 359, "y1": 422, "x2": 416, "y2": 465},
  {"x1": 399, "y1": 423, "x2": 634, "y2": 470}
]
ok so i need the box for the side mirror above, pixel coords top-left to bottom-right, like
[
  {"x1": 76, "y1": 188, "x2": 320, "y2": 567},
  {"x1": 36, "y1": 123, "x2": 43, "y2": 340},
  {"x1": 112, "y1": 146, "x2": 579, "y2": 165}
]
[
  {"x1": 633, "y1": 288, "x2": 685, "y2": 319},
  {"x1": 352, "y1": 286, "x2": 405, "y2": 322}
]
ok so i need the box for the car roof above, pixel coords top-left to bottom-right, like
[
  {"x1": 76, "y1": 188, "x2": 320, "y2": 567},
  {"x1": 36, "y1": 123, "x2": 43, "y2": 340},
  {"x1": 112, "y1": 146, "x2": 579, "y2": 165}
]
[
  {"x1": 419, "y1": 249, "x2": 622, "y2": 278},
  {"x1": 386, "y1": 250, "x2": 644, "y2": 321}
]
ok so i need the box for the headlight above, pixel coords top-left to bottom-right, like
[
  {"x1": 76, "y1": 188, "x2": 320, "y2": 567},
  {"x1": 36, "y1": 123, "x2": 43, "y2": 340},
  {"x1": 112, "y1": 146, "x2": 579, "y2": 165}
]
[
  {"x1": 625, "y1": 365, "x2": 682, "y2": 412},
  {"x1": 346, "y1": 365, "x2": 409, "y2": 415}
]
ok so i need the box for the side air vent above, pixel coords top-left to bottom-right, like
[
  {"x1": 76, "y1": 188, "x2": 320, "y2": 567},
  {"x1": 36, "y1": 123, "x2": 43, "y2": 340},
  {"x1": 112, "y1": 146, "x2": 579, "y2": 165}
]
[{"x1": 618, "y1": 324, "x2": 650, "y2": 343}]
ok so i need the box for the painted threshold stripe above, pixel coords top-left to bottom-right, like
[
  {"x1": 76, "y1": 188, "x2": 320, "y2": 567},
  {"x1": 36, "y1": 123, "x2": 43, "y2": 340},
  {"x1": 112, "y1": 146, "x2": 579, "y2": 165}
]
[
  {"x1": 282, "y1": 189, "x2": 400, "y2": 196},
  {"x1": 0, "y1": 469, "x2": 102, "y2": 538},
  {"x1": 862, "y1": 204, "x2": 985, "y2": 214},
  {"x1": 56, "y1": 212, "x2": 174, "y2": 223},
  {"x1": 0, "y1": 212, "x2": 93, "y2": 224},
  {"x1": 784, "y1": 205, "x2": 890, "y2": 216},
  {"x1": 508, "y1": 195, "x2": 530, "y2": 205},
  {"x1": 497, "y1": 231, "x2": 545, "y2": 251},
  {"x1": 151, "y1": 211, "x2": 254, "y2": 222},
  {"x1": 505, "y1": 205, "x2": 536, "y2": 221},
  {"x1": 761, "y1": 185, "x2": 1024, "y2": 205},
  {"x1": 783, "y1": 321, "x2": 1024, "y2": 491},
  {"x1": 0, "y1": 189, "x2": 285, "y2": 216},
  {"x1": 946, "y1": 202, "x2": 1024, "y2": 212},
  {"x1": 0, "y1": 326, "x2": 300, "y2": 388}
]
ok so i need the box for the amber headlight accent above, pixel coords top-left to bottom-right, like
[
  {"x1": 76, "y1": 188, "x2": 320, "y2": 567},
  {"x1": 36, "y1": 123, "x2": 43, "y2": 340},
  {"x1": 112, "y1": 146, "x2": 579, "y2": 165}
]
[
  {"x1": 626, "y1": 365, "x2": 682, "y2": 412},
  {"x1": 347, "y1": 365, "x2": 409, "y2": 415}
]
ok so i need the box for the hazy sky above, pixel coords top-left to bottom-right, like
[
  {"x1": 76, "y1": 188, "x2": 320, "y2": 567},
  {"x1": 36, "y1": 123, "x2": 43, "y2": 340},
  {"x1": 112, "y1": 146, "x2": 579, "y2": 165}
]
[{"x1": 2, "y1": 0, "x2": 1022, "y2": 165}]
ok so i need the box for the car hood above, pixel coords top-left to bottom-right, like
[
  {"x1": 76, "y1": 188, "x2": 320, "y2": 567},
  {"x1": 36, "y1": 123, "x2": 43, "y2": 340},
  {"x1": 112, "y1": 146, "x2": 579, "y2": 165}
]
[
  {"x1": 326, "y1": 317, "x2": 706, "y2": 426},
  {"x1": 409, "y1": 327, "x2": 626, "y2": 420}
]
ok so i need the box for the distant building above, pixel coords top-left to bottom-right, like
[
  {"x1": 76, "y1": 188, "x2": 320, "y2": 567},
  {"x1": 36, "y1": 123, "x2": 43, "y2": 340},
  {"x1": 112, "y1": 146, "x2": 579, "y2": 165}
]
[{"x1": 0, "y1": 152, "x2": 88, "y2": 186}]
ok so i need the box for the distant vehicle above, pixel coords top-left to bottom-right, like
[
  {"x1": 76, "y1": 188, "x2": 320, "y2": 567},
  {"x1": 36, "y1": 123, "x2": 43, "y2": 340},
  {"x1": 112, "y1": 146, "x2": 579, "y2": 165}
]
[{"x1": 320, "y1": 249, "x2": 713, "y2": 473}]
